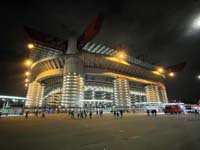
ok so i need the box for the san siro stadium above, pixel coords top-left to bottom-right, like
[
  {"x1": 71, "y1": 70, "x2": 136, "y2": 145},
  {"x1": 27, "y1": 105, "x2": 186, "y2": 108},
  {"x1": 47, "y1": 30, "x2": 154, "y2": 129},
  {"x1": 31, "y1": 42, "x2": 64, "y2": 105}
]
[
  {"x1": 24, "y1": 42, "x2": 168, "y2": 110},
  {"x1": 24, "y1": 16, "x2": 169, "y2": 111}
]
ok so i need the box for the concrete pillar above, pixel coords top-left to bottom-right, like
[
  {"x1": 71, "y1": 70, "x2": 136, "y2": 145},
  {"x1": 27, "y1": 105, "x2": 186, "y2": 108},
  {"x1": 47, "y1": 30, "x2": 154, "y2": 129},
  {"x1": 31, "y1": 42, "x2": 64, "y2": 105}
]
[
  {"x1": 145, "y1": 84, "x2": 168, "y2": 103},
  {"x1": 113, "y1": 78, "x2": 131, "y2": 109},
  {"x1": 61, "y1": 55, "x2": 84, "y2": 108},
  {"x1": 160, "y1": 87, "x2": 168, "y2": 103},
  {"x1": 145, "y1": 84, "x2": 160, "y2": 102},
  {"x1": 25, "y1": 81, "x2": 44, "y2": 108}
]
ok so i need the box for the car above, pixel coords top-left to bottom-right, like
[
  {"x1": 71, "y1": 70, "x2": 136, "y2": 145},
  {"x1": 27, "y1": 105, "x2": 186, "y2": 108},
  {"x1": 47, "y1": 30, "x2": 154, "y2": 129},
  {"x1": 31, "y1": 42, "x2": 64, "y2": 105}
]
[{"x1": 164, "y1": 105, "x2": 182, "y2": 114}]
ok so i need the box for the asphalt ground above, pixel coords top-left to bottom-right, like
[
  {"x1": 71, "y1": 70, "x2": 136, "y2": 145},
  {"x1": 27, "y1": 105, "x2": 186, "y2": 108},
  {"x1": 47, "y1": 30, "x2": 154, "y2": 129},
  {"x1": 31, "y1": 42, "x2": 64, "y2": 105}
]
[{"x1": 0, "y1": 113, "x2": 200, "y2": 150}]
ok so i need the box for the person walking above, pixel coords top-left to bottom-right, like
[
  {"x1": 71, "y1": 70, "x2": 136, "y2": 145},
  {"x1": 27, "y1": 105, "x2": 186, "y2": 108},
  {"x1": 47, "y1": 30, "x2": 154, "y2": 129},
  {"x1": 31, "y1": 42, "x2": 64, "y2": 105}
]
[
  {"x1": 0, "y1": 111, "x2": 2, "y2": 119},
  {"x1": 120, "y1": 110, "x2": 123, "y2": 119},
  {"x1": 35, "y1": 110, "x2": 38, "y2": 118},
  {"x1": 114, "y1": 111, "x2": 116, "y2": 119},
  {"x1": 41, "y1": 112, "x2": 46, "y2": 118},
  {"x1": 89, "y1": 111, "x2": 92, "y2": 119},
  {"x1": 84, "y1": 111, "x2": 87, "y2": 119},
  {"x1": 116, "y1": 111, "x2": 119, "y2": 119},
  {"x1": 146, "y1": 110, "x2": 150, "y2": 116},
  {"x1": 71, "y1": 111, "x2": 74, "y2": 119},
  {"x1": 25, "y1": 111, "x2": 29, "y2": 118},
  {"x1": 80, "y1": 111, "x2": 84, "y2": 119},
  {"x1": 154, "y1": 110, "x2": 157, "y2": 116}
]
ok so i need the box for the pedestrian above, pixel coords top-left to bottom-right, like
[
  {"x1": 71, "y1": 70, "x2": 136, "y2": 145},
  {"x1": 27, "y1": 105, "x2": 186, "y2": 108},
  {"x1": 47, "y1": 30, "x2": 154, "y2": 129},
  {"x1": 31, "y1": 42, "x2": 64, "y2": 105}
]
[
  {"x1": 41, "y1": 112, "x2": 46, "y2": 118},
  {"x1": 154, "y1": 110, "x2": 157, "y2": 116},
  {"x1": 114, "y1": 111, "x2": 116, "y2": 119},
  {"x1": 84, "y1": 111, "x2": 87, "y2": 119},
  {"x1": 71, "y1": 111, "x2": 74, "y2": 119},
  {"x1": 146, "y1": 110, "x2": 150, "y2": 116},
  {"x1": 100, "y1": 110, "x2": 103, "y2": 117},
  {"x1": 89, "y1": 111, "x2": 92, "y2": 119},
  {"x1": 80, "y1": 111, "x2": 84, "y2": 119},
  {"x1": 0, "y1": 111, "x2": 2, "y2": 119},
  {"x1": 77, "y1": 113, "x2": 80, "y2": 118},
  {"x1": 116, "y1": 111, "x2": 119, "y2": 119},
  {"x1": 151, "y1": 110, "x2": 154, "y2": 116},
  {"x1": 120, "y1": 110, "x2": 123, "y2": 118},
  {"x1": 35, "y1": 110, "x2": 38, "y2": 118},
  {"x1": 25, "y1": 111, "x2": 29, "y2": 118},
  {"x1": 195, "y1": 109, "x2": 198, "y2": 115}
]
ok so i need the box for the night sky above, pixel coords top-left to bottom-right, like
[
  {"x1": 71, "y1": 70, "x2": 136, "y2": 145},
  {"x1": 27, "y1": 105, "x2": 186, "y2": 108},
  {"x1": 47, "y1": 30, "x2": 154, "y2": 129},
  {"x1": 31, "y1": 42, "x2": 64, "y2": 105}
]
[{"x1": 0, "y1": 0, "x2": 200, "y2": 103}]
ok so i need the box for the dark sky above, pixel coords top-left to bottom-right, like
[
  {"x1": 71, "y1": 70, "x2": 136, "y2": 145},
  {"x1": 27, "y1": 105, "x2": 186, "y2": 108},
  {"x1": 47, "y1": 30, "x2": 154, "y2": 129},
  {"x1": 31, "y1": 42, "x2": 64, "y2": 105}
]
[{"x1": 0, "y1": 0, "x2": 200, "y2": 103}]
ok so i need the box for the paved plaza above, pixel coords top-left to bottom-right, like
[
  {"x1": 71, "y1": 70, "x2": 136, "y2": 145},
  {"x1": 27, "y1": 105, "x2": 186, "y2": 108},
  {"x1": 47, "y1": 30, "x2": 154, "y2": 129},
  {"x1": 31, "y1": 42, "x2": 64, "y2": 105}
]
[{"x1": 0, "y1": 113, "x2": 200, "y2": 150}]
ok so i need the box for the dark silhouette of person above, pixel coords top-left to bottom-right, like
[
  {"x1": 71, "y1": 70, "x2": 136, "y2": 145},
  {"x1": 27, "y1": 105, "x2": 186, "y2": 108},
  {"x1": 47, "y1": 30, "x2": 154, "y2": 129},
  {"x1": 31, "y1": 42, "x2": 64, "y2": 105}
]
[
  {"x1": 114, "y1": 111, "x2": 116, "y2": 119},
  {"x1": 41, "y1": 112, "x2": 46, "y2": 118},
  {"x1": 120, "y1": 110, "x2": 123, "y2": 118},
  {"x1": 77, "y1": 113, "x2": 80, "y2": 118},
  {"x1": 0, "y1": 111, "x2": 2, "y2": 119},
  {"x1": 71, "y1": 111, "x2": 74, "y2": 119},
  {"x1": 84, "y1": 111, "x2": 87, "y2": 119},
  {"x1": 195, "y1": 109, "x2": 198, "y2": 115},
  {"x1": 35, "y1": 110, "x2": 38, "y2": 118},
  {"x1": 146, "y1": 110, "x2": 150, "y2": 116},
  {"x1": 89, "y1": 111, "x2": 92, "y2": 119},
  {"x1": 80, "y1": 111, "x2": 84, "y2": 119},
  {"x1": 96, "y1": 110, "x2": 99, "y2": 115},
  {"x1": 100, "y1": 110, "x2": 103, "y2": 117},
  {"x1": 25, "y1": 111, "x2": 29, "y2": 118},
  {"x1": 151, "y1": 110, "x2": 154, "y2": 116},
  {"x1": 154, "y1": 110, "x2": 157, "y2": 116},
  {"x1": 116, "y1": 112, "x2": 119, "y2": 119},
  {"x1": 68, "y1": 111, "x2": 71, "y2": 117}
]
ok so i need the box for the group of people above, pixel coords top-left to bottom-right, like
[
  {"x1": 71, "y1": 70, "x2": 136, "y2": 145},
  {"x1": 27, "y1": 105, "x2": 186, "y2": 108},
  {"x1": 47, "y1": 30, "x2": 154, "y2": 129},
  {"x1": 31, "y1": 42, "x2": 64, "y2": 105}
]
[
  {"x1": 146, "y1": 109, "x2": 157, "y2": 116},
  {"x1": 25, "y1": 110, "x2": 46, "y2": 118},
  {"x1": 69, "y1": 110, "x2": 93, "y2": 119},
  {"x1": 113, "y1": 110, "x2": 124, "y2": 119},
  {"x1": 68, "y1": 110, "x2": 105, "y2": 119}
]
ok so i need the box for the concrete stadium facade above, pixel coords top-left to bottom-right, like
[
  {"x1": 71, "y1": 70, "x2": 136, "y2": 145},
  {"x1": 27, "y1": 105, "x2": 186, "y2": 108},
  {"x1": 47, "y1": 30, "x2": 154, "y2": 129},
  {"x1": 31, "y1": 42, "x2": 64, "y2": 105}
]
[{"x1": 25, "y1": 42, "x2": 168, "y2": 110}]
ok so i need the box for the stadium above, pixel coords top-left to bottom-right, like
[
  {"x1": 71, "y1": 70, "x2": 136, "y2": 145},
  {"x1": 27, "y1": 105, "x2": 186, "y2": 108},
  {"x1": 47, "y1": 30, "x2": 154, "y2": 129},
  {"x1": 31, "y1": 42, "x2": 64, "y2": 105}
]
[{"x1": 24, "y1": 15, "x2": 169, "y2": 110}]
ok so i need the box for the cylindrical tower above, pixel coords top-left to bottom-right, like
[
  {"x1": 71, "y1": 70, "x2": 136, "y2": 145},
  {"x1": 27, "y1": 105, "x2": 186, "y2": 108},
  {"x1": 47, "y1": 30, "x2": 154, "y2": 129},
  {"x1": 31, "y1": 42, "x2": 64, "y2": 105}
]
[
  {"x1": 61, "y1": 55, "x2": 84, "y2": 108},
  {"x1": 113, "y1": 78, "x2": 131, "y2": 109}
]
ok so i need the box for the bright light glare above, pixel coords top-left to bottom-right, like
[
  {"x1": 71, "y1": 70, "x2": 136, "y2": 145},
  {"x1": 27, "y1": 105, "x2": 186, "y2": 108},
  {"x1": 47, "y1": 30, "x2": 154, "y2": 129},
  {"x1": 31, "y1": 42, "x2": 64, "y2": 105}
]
[
  {"x1": 157, "y1": 67, "x2": 164, "y2": 73},
  {"x1": 28, "y1": 43, "x2": 34, "y2": 49},
  {"x1": 198, "y1": 75, "x2": 200, "y2": 79},
  {"x1": 25, "y1": 83, "x2": 28, "y2": 87},
  {"x1": 169, "y1": 72, "x2": 175, "y2": 77},
  {"x1": 25, "y1": 71, "x2": 30, "y2": 76},
  {"x1": 25, "y1": 78, "x2": 29, "y2": 82},
  {"x1": 192, "y1": 16, "x2": 200, "y2": 30},
  {"x1": 116, "y1": 51, "x2": 126, "y2": 59},
  {"x1": 24, "y1": 59, "x2": 32, "y2": 66}
]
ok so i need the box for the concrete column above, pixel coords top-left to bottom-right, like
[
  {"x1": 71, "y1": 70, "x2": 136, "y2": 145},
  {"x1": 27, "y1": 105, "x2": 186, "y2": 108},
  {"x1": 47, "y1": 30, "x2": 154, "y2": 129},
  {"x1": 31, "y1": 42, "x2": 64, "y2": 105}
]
[
  {"x1": 38, "y1": 84, "x2": 45, "y2": 107},
  {"x1": 61, "y1": 55, "x2": 84, "y2": 108},
  {"x1": 113, "y1": 78, "x2": 131, "y2": 109},
  {"x1": 160, "y1": 87, "x2": 168, "y2": 103},
  {"x1": 145, "y1": 84, "x2": 168, "y2": 103},
  {"x1": 25, "y1": 81, "x2": 43, "y2": 108},
  {"x1": 145, "y1": 84, "x2": 160, "y2": 102}
]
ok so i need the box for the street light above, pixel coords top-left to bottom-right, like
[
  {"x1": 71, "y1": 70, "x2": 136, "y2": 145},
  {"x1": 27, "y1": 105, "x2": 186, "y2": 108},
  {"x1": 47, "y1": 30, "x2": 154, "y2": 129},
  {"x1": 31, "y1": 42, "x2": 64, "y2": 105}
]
[
  {"x1": 24, "y1": 59, "x2": 32, "y2": 67},
  {"x1": 25, "y1": 83, "x2": 28, "y2": 87},
  {"x1": 116, "y1": 51, "x2": 126, "y2": 59},
  {"x1": 27, "y1": 43, "x2": 34, "y2": 49},
  {"x1": 169, "y1": 72, "x2": 175, "y2": 77},
  {"x1": 25, "y1": 78, "x2": 29, "y2": 82},
  {"x1": 157, "y1": 67, "x2": 164, "y2": 73},
  {"x1": 198, "y1": 75, "x2": 200, "y2": 79},
  {"x1": 25, "y1": 71, "x2": 30, "y2": 76}
]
